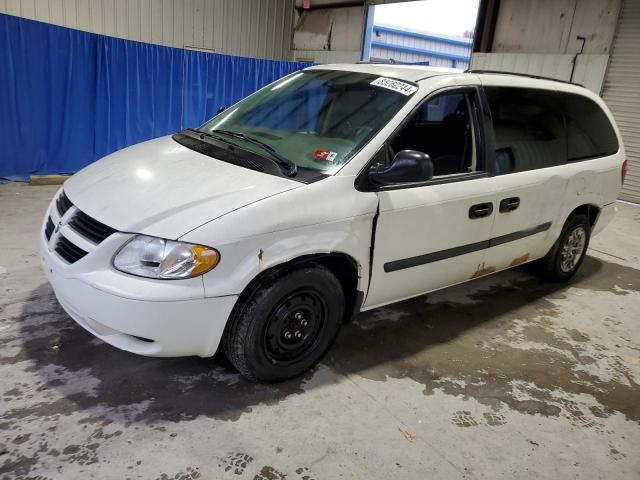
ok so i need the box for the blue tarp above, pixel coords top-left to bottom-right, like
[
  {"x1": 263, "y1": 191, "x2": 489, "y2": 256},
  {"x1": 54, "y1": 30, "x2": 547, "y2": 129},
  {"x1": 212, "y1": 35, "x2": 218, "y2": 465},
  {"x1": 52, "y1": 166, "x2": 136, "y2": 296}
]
[{"x1": 0, "y1": 13, "x2": 310, "y2": 180}]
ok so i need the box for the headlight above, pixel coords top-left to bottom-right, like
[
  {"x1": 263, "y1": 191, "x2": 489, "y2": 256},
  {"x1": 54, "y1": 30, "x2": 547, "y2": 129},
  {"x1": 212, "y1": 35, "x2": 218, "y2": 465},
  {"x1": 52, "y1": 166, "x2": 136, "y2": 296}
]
[{"x1": 113, "y1": 235, "x2": 220, "y2": 279}]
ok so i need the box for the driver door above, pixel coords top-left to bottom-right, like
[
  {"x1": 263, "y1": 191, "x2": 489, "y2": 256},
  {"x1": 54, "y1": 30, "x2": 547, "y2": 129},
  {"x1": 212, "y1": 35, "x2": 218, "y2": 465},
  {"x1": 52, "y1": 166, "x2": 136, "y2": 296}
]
[{"x1": 363, "y1": 87, "x2": 498, "y2": 309}]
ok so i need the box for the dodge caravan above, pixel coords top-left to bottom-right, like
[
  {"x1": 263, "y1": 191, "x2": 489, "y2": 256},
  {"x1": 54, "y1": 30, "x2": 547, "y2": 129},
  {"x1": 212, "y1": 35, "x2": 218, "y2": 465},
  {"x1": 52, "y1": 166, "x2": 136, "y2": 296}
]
[{"x1": 40, "y1": 64, "x2": 626, "y2": 382}]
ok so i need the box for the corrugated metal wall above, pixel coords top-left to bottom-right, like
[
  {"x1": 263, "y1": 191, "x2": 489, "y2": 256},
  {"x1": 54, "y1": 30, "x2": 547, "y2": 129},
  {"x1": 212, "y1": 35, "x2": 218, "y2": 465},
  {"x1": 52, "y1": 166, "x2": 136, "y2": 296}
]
[
  {"x1": 602, "y1": 0, "x2": 640, "y2": 203},
  {"x1": 370, "y1": 27, "x2": 471, "y2": 68},
  {"x1": 0, "y1": 0, "x2": 295, "y2": 60}
]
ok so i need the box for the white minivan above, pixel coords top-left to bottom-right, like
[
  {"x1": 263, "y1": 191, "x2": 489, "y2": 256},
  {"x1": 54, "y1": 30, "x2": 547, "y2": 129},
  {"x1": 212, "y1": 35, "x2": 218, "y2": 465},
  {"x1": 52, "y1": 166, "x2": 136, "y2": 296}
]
[{"x1": 41, "y1": 64, "x2": 626, "y2": 382}]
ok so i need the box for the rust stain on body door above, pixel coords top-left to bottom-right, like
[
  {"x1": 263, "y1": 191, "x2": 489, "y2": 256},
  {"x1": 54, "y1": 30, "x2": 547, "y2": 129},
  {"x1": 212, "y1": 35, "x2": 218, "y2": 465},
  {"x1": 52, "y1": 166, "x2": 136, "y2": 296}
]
[
  {"x1": 509, "y1": 253, "x2": 530, "y2": 267},
  {"x1": 471, "y1": 262, "x2": 496, "y2": 279}
]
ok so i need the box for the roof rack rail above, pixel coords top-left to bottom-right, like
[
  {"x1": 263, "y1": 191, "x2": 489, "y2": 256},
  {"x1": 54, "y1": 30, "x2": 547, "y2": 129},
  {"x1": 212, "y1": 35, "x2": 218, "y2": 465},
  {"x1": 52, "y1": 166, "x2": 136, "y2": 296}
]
[
  {"x1": 465, "y1": 69, "x2": 584, "y2": 87},
  {"x1": 357, "y1": 57, "x2": 433, "y2": 66},
  {"x1": 357, "y1": 59, "x2": 398, "y2": 65}
]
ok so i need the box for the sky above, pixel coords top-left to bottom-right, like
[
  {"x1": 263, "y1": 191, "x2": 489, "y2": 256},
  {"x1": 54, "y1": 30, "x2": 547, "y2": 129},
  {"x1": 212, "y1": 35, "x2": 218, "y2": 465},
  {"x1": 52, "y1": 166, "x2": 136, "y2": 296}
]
[{"x1": 373, "y1": 0, "x2": 480, "y2": 38}]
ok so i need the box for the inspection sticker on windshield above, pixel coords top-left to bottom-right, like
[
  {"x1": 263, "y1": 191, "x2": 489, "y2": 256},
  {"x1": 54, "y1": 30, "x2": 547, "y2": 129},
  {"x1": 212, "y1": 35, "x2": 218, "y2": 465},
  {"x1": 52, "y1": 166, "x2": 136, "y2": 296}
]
[
  {"x1": 370, "y1": 77, "x2": 418, "y2": 96},
  {"x1": 314, "y1": 149, "x2": 338, "y2": 163}
]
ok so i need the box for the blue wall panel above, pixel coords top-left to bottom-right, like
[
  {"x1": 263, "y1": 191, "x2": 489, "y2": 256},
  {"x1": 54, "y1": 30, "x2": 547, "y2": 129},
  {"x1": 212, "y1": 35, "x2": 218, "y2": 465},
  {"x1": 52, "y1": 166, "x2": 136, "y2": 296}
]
[
  {"x1": 182, "y1": 50, "x2": 311, "y2": 131},
  {"x1": 0, "y1": 13, "x2": 309, "y2": 180}
]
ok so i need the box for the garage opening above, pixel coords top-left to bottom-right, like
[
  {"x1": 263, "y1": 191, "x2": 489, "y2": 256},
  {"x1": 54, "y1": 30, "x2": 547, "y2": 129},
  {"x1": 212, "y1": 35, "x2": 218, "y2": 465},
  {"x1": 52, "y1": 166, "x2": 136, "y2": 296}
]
[{"x1": 362, "y1": 0, "x2": 480, "y2": 69}]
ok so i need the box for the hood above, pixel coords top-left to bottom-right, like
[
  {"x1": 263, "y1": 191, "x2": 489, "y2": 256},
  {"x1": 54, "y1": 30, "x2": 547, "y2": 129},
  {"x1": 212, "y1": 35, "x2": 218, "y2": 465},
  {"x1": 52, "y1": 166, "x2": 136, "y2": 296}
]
[{"x1": 63, "y1": 136, "x2": 301, "y2": 239}]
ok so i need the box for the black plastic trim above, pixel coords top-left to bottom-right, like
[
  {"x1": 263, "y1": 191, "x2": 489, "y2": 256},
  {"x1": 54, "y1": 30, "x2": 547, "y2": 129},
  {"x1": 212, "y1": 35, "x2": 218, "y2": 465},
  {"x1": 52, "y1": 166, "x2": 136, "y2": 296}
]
[
  {"x1": 360, "y1": 171, "x2": 488, "y2": 192},
  {"x1": 69, "y1": 210, "x2": 116, "y2": 244},
  {"x1": 469, "y1": 201, "x2": 494, "y2": 219},
  {"x1": 385, "y1": 239, "x2": 488, "y2": 273},
  {"x1": 489, "y1": 222, "x2": 552, "y2": 248},
  {"x1": 346, "y1": 290, "x2": 365, "y2": 323},
  {"x1": 55, "y1": 235, "x2": 89, "y2": 264},
  {"x1": 499, "y1": 196, "x2": 520, "y2": 213},
  {"x1": 44, "y1": 217, "x2": 55, "y2": 241},
  {"x1": 173, "y1": 131, "x2": 329, "y2": 184},
  {"x1": 384, "y1": 221, "x2": 552, "y2": 273},
  {"x1": 56, "y1": 191, "x2": 73, "y2": 217}
]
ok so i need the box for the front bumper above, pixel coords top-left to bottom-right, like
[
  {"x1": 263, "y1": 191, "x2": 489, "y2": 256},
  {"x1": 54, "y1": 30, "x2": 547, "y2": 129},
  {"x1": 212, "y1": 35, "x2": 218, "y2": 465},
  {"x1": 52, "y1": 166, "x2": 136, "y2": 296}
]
[{"x1": 39, "y1": 197, "x2": 237, "y2": 358}]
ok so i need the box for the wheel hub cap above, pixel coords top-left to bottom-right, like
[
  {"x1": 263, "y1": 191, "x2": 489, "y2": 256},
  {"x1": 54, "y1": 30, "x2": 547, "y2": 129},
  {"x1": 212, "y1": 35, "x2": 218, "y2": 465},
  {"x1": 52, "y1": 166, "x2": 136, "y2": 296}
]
[{"x1": 560, "y1": 226, "x2": 586, "y2": 273}]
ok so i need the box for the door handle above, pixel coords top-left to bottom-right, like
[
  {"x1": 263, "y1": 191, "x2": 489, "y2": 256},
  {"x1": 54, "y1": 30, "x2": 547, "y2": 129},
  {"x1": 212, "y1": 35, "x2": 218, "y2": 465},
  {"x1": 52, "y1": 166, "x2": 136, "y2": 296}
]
[
  {"x1": 469, "y1": 202, "x2": 494, "y2": 219},
  {"x1": 499, "y1": 197, "x2": 520, "y2": 213}
]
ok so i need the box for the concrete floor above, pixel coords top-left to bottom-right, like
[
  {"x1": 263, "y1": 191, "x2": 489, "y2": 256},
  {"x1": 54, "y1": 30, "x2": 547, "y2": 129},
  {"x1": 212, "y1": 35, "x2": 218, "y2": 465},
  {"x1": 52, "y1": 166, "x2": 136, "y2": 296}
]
[{"x1": 1, "y1": 182, "x2": 639, "y2": 480}]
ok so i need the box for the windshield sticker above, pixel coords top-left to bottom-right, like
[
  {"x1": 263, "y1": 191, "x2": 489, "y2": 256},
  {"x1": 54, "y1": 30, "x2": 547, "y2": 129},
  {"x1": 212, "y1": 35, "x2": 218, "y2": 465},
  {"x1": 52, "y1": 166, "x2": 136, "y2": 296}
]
[
  {"x1": 314, "y1": 149, "x2": 338, "y2": 163},
  {"x1": 370, "y1": 77, "x2": 418, "y2": 96}
]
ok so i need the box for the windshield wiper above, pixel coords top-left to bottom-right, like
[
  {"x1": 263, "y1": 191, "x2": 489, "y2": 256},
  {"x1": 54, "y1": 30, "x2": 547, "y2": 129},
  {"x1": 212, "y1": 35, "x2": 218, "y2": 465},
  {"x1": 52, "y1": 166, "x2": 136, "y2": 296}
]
[
  {"x1": 212, "y1": 129, "x2": 297, "y2": 177},
  {"x1": 186, "y1": 128, "x2": 234, "y2": 146}
]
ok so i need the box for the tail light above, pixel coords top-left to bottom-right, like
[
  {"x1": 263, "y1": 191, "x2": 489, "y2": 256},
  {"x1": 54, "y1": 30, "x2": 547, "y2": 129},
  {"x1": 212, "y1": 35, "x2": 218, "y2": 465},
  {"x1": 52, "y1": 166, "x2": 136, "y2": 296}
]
[{"x1": 621, "y1": 160, "x2": 628, "y2": 185}]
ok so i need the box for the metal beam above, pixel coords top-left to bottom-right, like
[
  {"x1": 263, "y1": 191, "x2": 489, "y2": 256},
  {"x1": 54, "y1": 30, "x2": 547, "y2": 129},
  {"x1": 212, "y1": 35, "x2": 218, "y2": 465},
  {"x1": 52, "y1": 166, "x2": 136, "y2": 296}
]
[
  {"x1": 473, "y1": 0, "x2": 500, "y2": 53},
  {"x1": 295, "y1": 0, "x2": 365, "y2": 10},
  {"x1": 362, "y1": 5, "x2": 375, "y2": 61}
]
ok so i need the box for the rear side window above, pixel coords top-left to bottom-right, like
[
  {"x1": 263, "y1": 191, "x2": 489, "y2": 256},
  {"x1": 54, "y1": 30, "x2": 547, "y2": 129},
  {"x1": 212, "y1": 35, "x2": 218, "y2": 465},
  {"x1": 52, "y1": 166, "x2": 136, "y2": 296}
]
[
  {"x1": 560, "y1": 92, "x2": 619, "y2": 161},
  {"x1": 485, "y1": 87, "x2": 566, "y2": 174}
]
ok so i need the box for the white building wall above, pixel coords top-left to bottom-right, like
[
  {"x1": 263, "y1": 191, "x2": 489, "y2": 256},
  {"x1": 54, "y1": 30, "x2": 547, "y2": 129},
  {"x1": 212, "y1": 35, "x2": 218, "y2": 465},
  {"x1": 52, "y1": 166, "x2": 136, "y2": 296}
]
[
  {"x1": 492, "y1": 0, "x2": 620, "y2": 55},
  {"x1": 294, "y1": 49, "x2": 361, "y2": 64},
  {"x1": 470, "y1": 53, "x2": 610, "y2": 94},
  {"x1": 291, "y1": 5, "x2": 364, "y2": 64},
  {"x1": 0, "y1": 0, "x2": 295, "y2": 60}
]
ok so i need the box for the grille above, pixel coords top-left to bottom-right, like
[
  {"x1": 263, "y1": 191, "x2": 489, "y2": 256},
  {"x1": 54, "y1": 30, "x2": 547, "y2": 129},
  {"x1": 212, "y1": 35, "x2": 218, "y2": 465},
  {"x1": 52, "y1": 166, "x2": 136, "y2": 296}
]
[
  {"x1": 56, "y1": 191, "x2": 73, "y2": 217},
  {"x1": 44, "y1": 217, "x2": 55, "y2": 241},
  {"x1": 69, "y1": 210, "x2": 116, "y2": 244},
  {"x1": 55, "y1": 235, "x2": 89, "y2": 263},
  {"x1": 47, "y1": 191, "x2": 118, "y2": 264}
]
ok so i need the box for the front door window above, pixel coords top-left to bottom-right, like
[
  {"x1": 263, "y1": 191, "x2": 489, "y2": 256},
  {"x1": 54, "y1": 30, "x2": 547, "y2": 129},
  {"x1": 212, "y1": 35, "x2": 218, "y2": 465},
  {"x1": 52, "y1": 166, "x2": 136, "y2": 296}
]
[{"x1": 388, "y1": 92, "x2": 477, "y2": 177}]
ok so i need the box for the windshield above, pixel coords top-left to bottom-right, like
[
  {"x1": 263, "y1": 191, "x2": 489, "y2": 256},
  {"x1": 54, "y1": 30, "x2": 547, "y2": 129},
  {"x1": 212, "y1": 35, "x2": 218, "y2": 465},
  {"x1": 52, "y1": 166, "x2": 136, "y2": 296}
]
[{"x1": 197, "y1": 70, "x2": 416, "y2": 174}]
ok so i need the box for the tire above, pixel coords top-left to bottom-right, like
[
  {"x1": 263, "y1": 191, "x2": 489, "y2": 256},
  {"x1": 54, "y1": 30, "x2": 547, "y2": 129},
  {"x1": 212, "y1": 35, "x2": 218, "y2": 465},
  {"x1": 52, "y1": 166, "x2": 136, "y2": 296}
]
[
  {"x1": 223, "y1": 264, "x2": 345, "y2": 383},
  {"x1": 537, "y1": 213, "x2": 591, "y2": 282}
]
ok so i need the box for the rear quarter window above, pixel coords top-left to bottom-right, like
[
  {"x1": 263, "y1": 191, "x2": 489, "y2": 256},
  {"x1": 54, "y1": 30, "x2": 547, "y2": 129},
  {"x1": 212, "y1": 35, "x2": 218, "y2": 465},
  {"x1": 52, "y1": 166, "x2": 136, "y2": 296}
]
[{"x1": 560, "y1": 92, "x2": 619, "y2": 161}]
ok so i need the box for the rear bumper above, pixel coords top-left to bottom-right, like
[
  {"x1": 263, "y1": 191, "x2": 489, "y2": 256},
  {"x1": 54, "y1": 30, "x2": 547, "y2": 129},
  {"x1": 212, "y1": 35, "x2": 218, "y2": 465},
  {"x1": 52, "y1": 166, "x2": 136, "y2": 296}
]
[
  {"x1": 592, "y1": 202, "x2": 617, "y2": 237},
  {"x1": 40, "y1": 230, "x2": 237, "y2": 358}
]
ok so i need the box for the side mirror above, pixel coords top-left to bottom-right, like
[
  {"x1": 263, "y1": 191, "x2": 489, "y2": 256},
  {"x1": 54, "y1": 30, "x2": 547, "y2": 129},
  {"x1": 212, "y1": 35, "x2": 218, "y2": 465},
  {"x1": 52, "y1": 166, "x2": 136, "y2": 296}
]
[
  {"x1": 217, "y1": 105, "x2": 227, "y2": 115},
  {"x1": 369, "y1": 150, "x2": 434, "y2": 185}
]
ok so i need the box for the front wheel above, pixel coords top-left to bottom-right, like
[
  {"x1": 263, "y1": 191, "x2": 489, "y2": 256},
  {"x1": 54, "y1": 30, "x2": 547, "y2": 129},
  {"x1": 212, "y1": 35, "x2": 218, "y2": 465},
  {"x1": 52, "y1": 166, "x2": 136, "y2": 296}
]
[
  {"x1": 537, "y1": 214, "x2": 591, "y2": 281},
  {"x1": 223, "y1": 264, "x2": 344, "y2": 383}
]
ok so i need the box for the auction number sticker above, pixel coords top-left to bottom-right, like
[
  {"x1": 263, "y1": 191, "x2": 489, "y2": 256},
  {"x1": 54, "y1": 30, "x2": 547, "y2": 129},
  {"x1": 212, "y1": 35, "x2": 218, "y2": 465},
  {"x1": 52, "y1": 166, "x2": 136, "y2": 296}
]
[{"x1": 370, "y1": 77, "x2": 418, "y2": 96}]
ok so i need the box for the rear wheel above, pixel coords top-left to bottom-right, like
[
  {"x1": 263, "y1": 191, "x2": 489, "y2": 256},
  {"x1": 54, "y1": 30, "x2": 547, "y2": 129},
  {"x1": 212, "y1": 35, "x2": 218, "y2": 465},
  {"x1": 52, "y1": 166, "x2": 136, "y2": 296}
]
[
  {"x1": 537, "y1": 214, "x2": 591, "y2": 281},
  {"x1": 223, "y1": 264, "x2": 344, "y2": 383}
]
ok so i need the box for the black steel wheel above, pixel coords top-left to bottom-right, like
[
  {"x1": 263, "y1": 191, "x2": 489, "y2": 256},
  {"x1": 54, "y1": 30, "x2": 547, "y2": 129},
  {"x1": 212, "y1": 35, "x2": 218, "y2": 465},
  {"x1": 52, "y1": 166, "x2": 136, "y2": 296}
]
[
  {"x1": 263, "y1": 288, "x2": 327, "y2": 365},
  {"x1": 223, "y1": 264, "x2": 344, "y2": 383}
]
